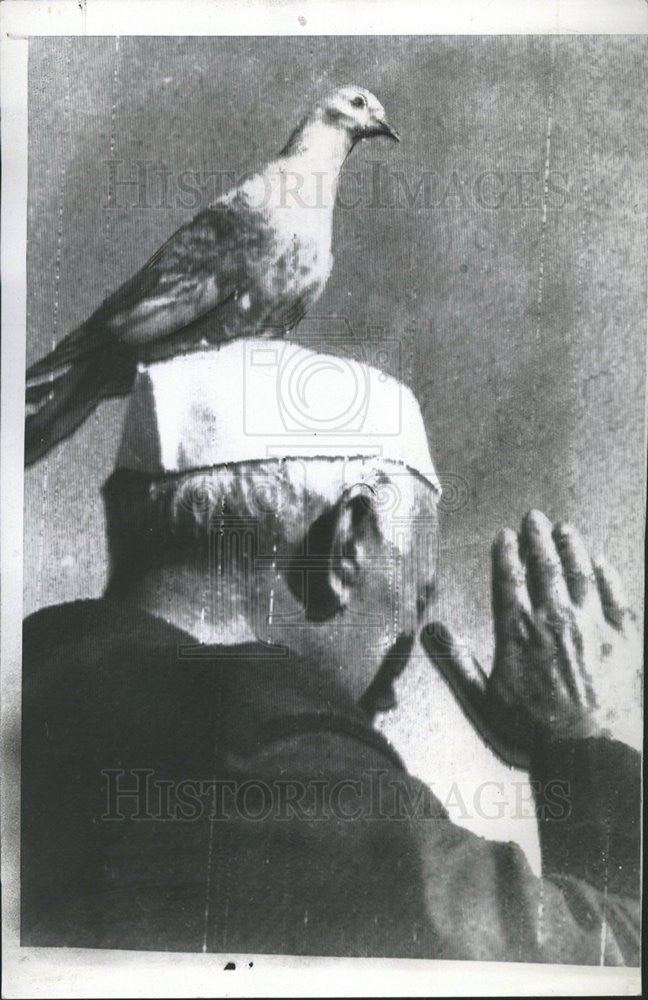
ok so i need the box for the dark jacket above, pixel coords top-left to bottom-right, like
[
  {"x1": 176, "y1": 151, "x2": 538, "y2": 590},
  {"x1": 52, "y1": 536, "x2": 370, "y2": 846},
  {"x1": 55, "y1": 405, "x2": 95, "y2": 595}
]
[{"x1": 21, "y1": 599, "x2": 640, "y2": 962}]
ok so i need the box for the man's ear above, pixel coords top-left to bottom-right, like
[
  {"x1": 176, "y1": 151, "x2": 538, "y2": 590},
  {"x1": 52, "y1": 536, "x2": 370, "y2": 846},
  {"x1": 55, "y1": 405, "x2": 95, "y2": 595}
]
[
  {"x1": 328, "y1": 487, "x2": 381, "y2": 611},
  {"x1": 287, "y1": 486, "x2": 380, "y2": 621}
]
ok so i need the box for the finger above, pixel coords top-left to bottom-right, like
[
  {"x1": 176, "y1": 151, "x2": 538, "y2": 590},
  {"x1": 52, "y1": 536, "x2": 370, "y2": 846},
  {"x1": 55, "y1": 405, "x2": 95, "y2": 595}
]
[
  {"x1": 360, "y1": 632, "x2": 416, "y2": 715},
  {"x1": 552, "y1": 522, "x2": 596, "y2": 606},
  {"x1": 420, "y1": 621, "x2": 489, "y2": 710},
  {"x1": 421, "y1": 622, "x2": 529, "y2": 770},
  {"x1": 592, "y1": 556, "x2": 629, "y2": 630},
  {"x1": 380, "y1": 633, "x2": 416, "y2": 680},
  {"x1": 521, "y1": 509, "x2": 571, "y2": 610},
  {"x1": 491, "y1": 527, "x2": 532, "y2": 642}
]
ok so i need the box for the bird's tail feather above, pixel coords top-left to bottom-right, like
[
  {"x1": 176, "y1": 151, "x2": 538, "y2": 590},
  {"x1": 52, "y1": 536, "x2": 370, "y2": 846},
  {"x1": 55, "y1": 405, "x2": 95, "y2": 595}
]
[
  {"x1": 25, "y1": 370, "x2": 70, "y2": 406},
  {"x1": 26, "y1": 322, "x2": 106, "y2": 379},
  {"x1": 25, "y1": 355, "x2": 113, "y2": 467}
]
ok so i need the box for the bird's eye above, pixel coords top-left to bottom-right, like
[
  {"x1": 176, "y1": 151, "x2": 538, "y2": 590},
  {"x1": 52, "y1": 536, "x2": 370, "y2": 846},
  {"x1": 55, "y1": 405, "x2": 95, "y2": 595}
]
[{"x1": 351, "y1": 95, "x2": 366, "y2": 108}]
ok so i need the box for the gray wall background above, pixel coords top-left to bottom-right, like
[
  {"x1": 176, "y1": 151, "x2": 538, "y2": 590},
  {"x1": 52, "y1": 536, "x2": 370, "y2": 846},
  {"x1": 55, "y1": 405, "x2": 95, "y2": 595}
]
[{"x1": 25, "y1": 36, "x2": 646, "y2": 865}]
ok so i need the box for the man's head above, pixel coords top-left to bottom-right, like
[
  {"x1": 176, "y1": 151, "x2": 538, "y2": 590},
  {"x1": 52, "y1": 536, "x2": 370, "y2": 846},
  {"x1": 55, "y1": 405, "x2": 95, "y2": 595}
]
[
  {"x1": 104, "y1": 455, "x2": 438, "y2": 705},
  {"x1": 107, "y1": 339, "x2": 441, "y2": 708}
]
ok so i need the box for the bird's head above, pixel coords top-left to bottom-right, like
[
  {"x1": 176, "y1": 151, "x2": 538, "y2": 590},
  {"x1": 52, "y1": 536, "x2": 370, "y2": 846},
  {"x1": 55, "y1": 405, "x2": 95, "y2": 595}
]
[{"x1": 319, "y1": 85, "x2": 400, "y2": 143}]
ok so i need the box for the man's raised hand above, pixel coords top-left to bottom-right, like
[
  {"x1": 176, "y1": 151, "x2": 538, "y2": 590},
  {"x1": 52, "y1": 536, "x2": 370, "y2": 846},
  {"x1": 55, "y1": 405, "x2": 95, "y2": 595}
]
[{"x1": 421, "y1": 510, "x2": 642, "y2": 769}]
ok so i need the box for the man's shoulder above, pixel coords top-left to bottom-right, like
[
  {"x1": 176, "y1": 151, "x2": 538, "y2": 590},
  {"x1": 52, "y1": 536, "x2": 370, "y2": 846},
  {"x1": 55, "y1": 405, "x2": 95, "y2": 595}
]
[
  {"x1": 21, "y1": 599, "x2": 199, "y2": 712},
  {"x1": 24, "y1": 598, "x2": 182, "y2": 646},
  {"x1": 23, "y1": 599, "x2": 205, "y2": 682},
  {"x1": 21, "y1": 599, "x2": 407, "y2": 783}
]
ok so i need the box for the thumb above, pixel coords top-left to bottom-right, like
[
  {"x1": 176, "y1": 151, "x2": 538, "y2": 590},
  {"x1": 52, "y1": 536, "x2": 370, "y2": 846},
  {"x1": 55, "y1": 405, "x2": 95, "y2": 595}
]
[
  {"x1": 420, "y1": 621, "x2": 489, "y2": 717},
  {"x1": 421, "y1": 622, "x2": 530, "y2": 769}
]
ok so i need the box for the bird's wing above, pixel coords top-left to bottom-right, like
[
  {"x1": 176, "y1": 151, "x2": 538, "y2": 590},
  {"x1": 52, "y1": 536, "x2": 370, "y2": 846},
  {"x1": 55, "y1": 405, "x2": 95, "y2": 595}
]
[
  {"x1": 27, "y1": 201, "x2": 273, "y2": 380},
  {"x1": 98, "y1": 202, "x2": 270, "y2": 346},
  {"x1": 261, "y1": 281, "x2": 324, "y2": 337}
]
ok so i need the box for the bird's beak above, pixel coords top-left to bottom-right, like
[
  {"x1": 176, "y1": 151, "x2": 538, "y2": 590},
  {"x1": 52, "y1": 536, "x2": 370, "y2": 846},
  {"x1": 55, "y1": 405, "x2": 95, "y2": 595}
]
[{"x1": 375, "y1": 117, "x2": 400, "y2": 142}]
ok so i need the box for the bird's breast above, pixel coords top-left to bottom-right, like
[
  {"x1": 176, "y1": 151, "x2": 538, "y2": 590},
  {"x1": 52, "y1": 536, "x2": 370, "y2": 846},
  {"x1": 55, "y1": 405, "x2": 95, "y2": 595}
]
[{"x1": 252, "y1": 205, "x2": 332, "y2": 300}]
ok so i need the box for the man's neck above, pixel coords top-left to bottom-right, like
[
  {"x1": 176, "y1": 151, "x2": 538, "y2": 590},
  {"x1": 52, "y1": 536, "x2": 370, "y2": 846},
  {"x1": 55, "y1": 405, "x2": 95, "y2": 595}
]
[{"x1": 115, "y1": 565, "x2": 258, "y2": 647}]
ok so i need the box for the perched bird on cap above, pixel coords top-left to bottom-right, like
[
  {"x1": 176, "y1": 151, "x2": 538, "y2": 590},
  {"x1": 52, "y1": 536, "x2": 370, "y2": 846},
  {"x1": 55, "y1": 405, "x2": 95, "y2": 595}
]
[{"x1": 25, "y1": 85, "x2": 400, "y2": 466}]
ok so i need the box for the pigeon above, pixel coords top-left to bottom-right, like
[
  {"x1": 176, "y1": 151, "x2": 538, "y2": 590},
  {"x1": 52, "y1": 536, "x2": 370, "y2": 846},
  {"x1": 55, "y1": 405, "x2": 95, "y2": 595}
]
[{"x1": 25, "y1": 85, "x2": 400, "y2": 466}]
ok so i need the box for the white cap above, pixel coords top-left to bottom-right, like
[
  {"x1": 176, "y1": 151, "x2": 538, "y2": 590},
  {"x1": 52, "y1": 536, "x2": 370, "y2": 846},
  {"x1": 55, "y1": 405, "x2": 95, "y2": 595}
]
[{"x1": 116, "y1": 338, "x2": 441, "y2": 495}]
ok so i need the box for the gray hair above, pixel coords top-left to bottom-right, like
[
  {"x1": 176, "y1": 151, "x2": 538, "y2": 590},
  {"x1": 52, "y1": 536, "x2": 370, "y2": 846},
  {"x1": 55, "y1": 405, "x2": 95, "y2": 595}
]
[{"x1": 103, "y1": 457, "x2": 437, "y2": 590}]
